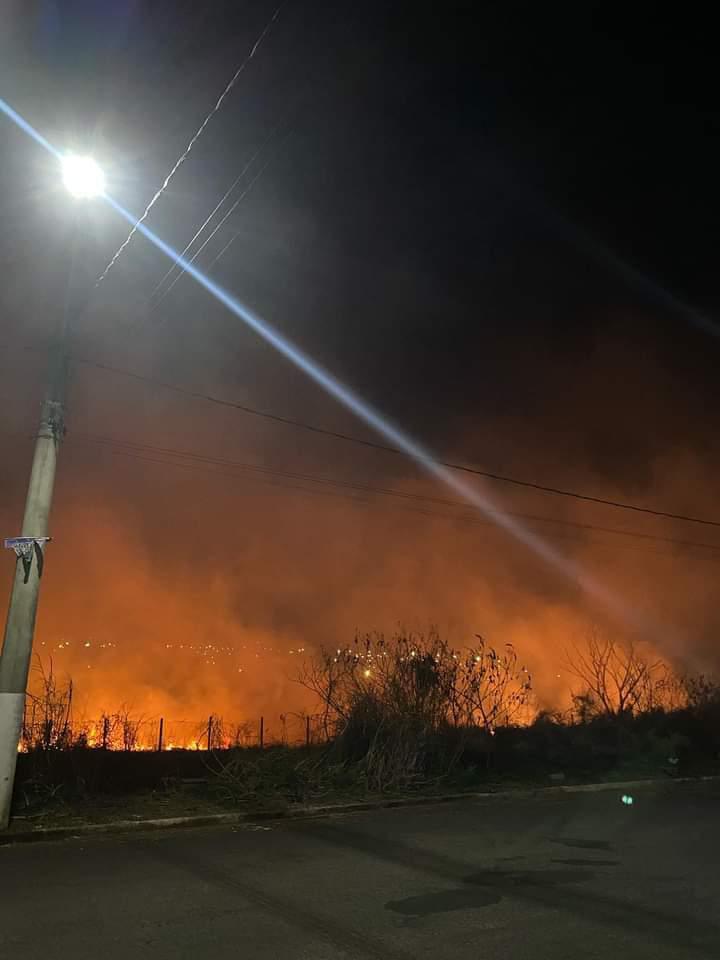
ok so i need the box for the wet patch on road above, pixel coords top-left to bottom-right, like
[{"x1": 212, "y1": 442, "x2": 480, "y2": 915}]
[
  {"x1": 386, "y1": 865, "x2": 592, "y2": 918},
  {"x1": 551, "y1": 858, "x2": 619, "y2": 867},
  {"x1": 551, "y1": 837, "x2": 614, "y2": 851},
  {"x1": 386, "y1": 886, "x2": 502, "y2": 916}
]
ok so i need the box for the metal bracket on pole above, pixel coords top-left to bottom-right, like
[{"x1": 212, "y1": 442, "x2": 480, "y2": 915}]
[
  {"x1": 3, "y1": 538, "x2": 52, "y2": 583},
  {"x1": 40, "y1": 399, "x2": 65, "y2": 443}
]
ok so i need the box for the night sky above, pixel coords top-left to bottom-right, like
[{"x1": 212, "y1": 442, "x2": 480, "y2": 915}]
[{"x1": 1, "y1": 2, "x2": 718, "y2": 720}]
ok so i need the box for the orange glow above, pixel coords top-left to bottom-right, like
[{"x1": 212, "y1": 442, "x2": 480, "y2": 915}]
[{"x1": 3, "y1": 383, "x2": 716, "y2": 731}]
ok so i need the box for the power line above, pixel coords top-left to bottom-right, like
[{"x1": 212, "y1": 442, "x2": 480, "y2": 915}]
[
  {"x1": 197, "y1": 125, "x2": 294, "y2": 277},
  {"x1": 192, "y1": 152, "x2": 275, "y2": 277},
  {"x1": 66, "y1": 434, "x2": 720, "y2": 565},
  {"x1": 147, "y1": 134, "x2": 277, "y2": 305},
  {"x1": 152, "y1": 150, "x2": 276, "y2": 311},
  {"x1": 7, "y1": 341, "x2": 719, "y2": 532},
  {"x1": 94, "y1": 3, "x2": 284, "y2": 287},
  {"x1": 148, "y1": 102, "x2": 296, "y2": 312},
  {"x1": 74, "y1": 355, "x2": 720, "y2": 530},
  {"x1": 8, "y1": 414, "x2": 718, "y2": 560},
  {"x1": 64, "y1": 430, "x2": 720, "y2": 558}
]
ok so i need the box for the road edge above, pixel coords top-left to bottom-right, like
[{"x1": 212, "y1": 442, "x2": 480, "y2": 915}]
[{"x1": 2, "y1": 775, "x2": 717, "y2": 846}]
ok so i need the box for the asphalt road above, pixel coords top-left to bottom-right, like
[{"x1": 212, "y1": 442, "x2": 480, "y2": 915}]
[{"x1": 2, "y1": 781, "x2": 719, "y2": 959}]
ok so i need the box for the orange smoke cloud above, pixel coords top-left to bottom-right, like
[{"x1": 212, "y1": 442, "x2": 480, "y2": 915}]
[{"x1": 2, "y1": 326, "x2": 719, "y2": 728}]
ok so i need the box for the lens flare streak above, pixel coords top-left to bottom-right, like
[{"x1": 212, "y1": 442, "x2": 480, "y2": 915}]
[
  {"x1": 0, "y1": 98, "x2": 61, "y2": 159},
  {"x1": 1, "y1": 96, "x2": 643, "y2": 633},
  {"x1": 106, "y1": 194, "x2": 630, "y2": 620}
]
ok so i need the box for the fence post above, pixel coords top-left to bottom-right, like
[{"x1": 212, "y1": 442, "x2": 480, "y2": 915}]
[
  {"x1": 157, "y1": 717, "x2": 164, "y2": 753},
  {"x1": 259, "y1": 716, "x2": 264, "y2": 749},
  {"x1": 306, "y1": 715, "x2": 310, "y2": 748},
  {"x1": 102, "y1": 715, "x2": 109, "y2": 750},
  {"x1": 207, "y1": 715, "x2": 213, "y2": 751}
]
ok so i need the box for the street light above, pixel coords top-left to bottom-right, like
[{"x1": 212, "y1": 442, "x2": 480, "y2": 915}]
[
  {"x1": 61, "y1": 154, "x2": 105, "y2": 198},
  {"x1": 0, "y1": 153, "x2": 104, "y2": 829}
]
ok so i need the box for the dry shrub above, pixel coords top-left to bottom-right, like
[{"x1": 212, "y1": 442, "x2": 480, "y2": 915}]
[
  {"x1": 565, "y1": 630, "x2": 683, "y2": 720},
  {"x1": 22, "y1": 657, "x2": 74, "y2": 750},
  {"x1": 298, "y1": 629, "x2": 531, "y2": 791}
]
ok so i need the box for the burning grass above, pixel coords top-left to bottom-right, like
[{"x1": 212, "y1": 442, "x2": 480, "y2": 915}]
[{"x1": 11, "y1": 629, "x2": 720, "y2": 823}]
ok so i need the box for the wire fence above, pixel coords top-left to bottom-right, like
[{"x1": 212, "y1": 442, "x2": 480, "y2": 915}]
[{"x1": 20, "y1": 707, "x2": 326, "y2": 753}]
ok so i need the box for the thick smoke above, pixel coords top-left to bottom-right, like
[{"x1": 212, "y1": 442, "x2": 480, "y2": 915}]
[{"x1": 2, "y1": 314, "x2": 719, "y2": 727}]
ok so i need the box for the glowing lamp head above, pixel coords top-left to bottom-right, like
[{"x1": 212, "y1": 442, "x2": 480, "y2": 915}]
[{"x1": 61, "y1": 154, "x2": 105, "y2": 198}]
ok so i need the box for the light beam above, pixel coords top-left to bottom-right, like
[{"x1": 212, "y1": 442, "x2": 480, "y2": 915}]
[
  {"x1": 0, "y1": 95, "x2": 655, "y2": 635},
  {"x1": 105, "y1": 194, "x2": 638, "y2": 624},
  {"x1": 0, "y1": 99, "x2": 61, "y2": 159}
]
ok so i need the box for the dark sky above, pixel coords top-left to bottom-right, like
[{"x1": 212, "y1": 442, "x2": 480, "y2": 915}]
[
  {"x1": 0, "y1": 2, "x2": 718, "y2": 717},
  {"x1": 3, "y1": 3, "x2": 718, "y2": 451}
]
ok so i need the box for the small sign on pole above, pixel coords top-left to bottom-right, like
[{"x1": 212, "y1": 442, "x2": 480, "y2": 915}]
[{"x1": 3, "y1": 537, "x2": 52, "y2": 582}]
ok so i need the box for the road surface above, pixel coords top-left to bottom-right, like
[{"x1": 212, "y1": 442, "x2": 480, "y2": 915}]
[{"x1": 2, "y1": 780, "x2": 718, "y2": 959}]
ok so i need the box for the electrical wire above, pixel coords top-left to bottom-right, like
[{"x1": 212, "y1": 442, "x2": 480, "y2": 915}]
[
  {"x1": 6, "y1": 341, "x2": 720, "y2": 533},
  {"x1": 64, "y1": 429, "x2": 720, "y2": 558},
  {"x1": 67, "y1": 438, "x2": 720, "y2": 565},
  {"x1": 151, "y1": 151, "x2": 275, "y2": 311},
  {"x1": 148, "y1": 108, "x2": 293, "y2": 309},
  {"x1": 186, "y1": 151, "x2": 275, "y2": 276},
  {"x1": 94, "y1": 3, "x2": 284, "y2": 287},
  {"x1": 74, "y1": 355, "x2": 720, "y2": 530},
  {"x1": 198, "y1": 128, "x2": 292, "y2": 276},
  {"x1": 147, "y1": 139, "x2": 274, "y2": 304}
]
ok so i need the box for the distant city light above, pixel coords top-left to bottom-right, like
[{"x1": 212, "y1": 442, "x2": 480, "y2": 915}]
[{"x1": 61, "y1": 154, "x2": 105, "y2": 198}]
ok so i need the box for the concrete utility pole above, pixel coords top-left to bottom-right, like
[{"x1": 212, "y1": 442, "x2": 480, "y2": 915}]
[
  {"x1": 0, "y1": 354, "x2": 67, "y2": 828},
  {"x1": 0, "y1": 153, "x2": 105, "y2": 829}
]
